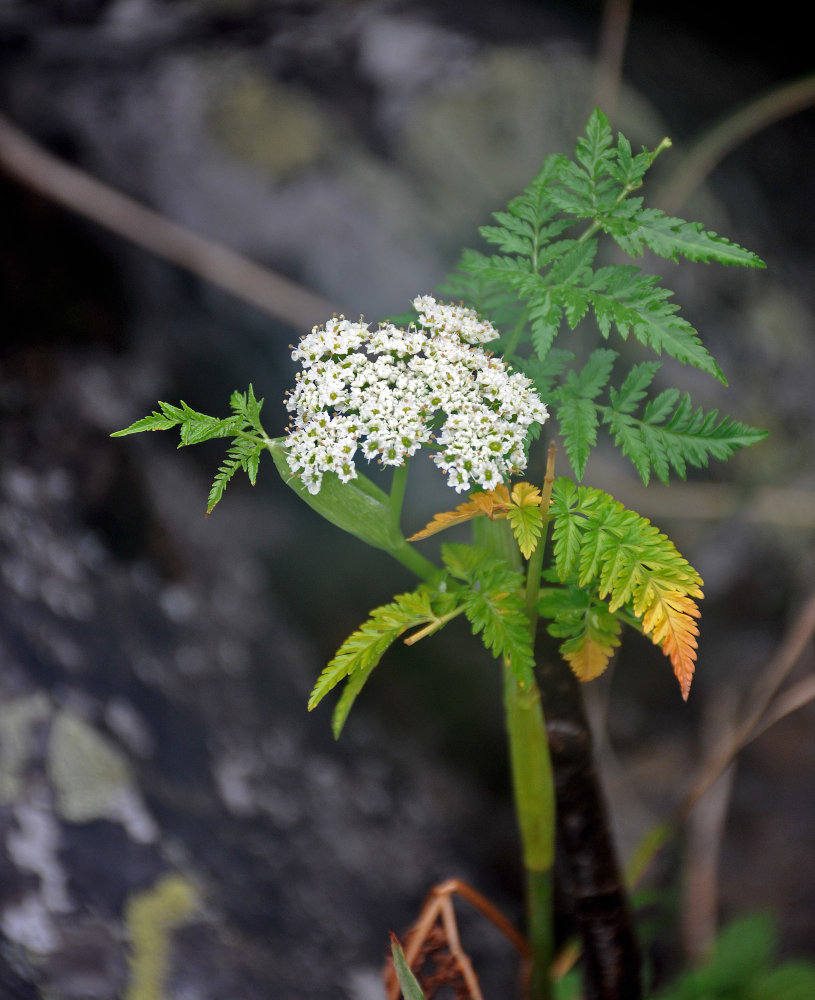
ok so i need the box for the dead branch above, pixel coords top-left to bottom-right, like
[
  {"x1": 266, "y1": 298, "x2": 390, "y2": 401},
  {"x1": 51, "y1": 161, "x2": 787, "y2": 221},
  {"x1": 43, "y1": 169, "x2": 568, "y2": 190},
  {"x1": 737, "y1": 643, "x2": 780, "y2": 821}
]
[
  {"x1": 680, "y1": 688, "x2": 739, "y2": 965},
  {"x1": 591, "y1": 0, "x2": 633, "y2": 122},
  {"x1": 655, "y1": 71, "x2": 815, "y2": 214},
  {"x1": 0, "y1": 111, "x2": 341, "y2": 331},
  {"x1": 385, "y1": 879, "x2": 530, "y2": 1000},
  {"x1": 679, "y1": 589, "x2": 815, "y2": 821}
]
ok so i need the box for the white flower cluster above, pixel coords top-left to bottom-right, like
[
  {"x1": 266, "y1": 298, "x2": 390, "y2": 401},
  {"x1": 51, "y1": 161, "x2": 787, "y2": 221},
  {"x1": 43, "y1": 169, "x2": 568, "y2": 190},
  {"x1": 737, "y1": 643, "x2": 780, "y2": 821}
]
[{"x1": 285, "y1": 296, "x2": 548, "y2": 494}]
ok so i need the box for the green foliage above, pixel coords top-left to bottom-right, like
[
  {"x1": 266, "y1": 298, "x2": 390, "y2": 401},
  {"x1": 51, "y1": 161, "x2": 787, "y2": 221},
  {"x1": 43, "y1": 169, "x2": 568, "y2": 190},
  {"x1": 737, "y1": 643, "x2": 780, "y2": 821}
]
[
  {"x1": 601, "y1": 363, "x2": 768, "y2": 484},
  {"x1": 267, "y1": 439, "x2": 405, "y2": 554},
  {"x1": 307, "y1": 581, "x2": 458, "y2": 737},
  {"x1": 112, "y1": 386, "x2": 268, "y2": 514},
  {"x1": 111, "y1": 110, "x2": 767, "y2": 714},
  {"x1": 550, "y1": 348, "x2": 617, "y2": 478},
  {"x1": 390, "y1": 936, "x2": 427, "y2": 1000},
  {"x1": 547, "y1": 350, "x2": 768, "y2": 484},
  {"x1": 309, "y1": 541, "x2": 535, "y2": 737},
  {"x1": 537, "y1": 578, "x2": 622, "y2": 671},
  {"x1": 652, "y1": 913, "x2": 815, "y2": 1000},
  {"x1": 441, "y1": 543, "x2": 535, "y2": 685},
  {"x1": 548, "y1": 478, "x2": 702, "y2": 601},
  {"x1": 110, "y1": 111, "x2": 775, "y2": 1000},
  {"x1": 449, "y1": 108, "x2": 766, "y2": 483}
]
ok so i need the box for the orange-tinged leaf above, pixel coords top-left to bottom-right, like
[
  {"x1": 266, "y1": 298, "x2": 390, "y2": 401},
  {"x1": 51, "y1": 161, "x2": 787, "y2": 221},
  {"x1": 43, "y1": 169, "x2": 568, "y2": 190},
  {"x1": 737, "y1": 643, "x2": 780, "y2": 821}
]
[
  {"x1": 550, "y1": 479, "x2": 705, "y2": 699},
  {"x1": 564, "y1": 635, "x2": 618, "y2": 682},
  {"x1": 408, "y1": 484, "x2": 514, "y2": 541},
  {"x1": 408, "y1": 482, "x2": 549, "y2": 560},
  {"x1": 640, "y1": 589, "x2": 700, "y2": 700}
]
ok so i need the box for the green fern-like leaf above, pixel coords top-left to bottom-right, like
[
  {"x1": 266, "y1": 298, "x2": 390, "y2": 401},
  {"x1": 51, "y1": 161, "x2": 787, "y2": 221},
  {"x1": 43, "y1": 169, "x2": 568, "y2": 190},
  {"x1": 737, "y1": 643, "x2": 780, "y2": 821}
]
[
  {"x1": 113, "y1": 386, "x2": 269, "y2": 514},
  {"x1": 309, "y1": 589, "x2": 436, "y2": 710},
  {"x1": 112, "y1": 400, "x2": 242, "y2": 444},
  {"x1": 607, "y1": 207, "x2": 765, "y2": 267},
  {"x1": 479, "y1": 155, "x2": 570, "y2": 268},
  {"x1": 453, "y1": 109, "x2": 764, "y2": 431},
  {"x1": 538, "y1": 581, "x2": 622, "y2": 681},
  {"x1": 206, "y1": 436, "x2": 264, "y2": 514},
  {"x1": 438, "y1": 251, "x2": 527, "y2": 341},
  {"x1": 309, "y1": 584, "x2": 463, "y2": 736},
  {"x1": 586, "y1": 265, "x2": 725, "y2": 382},
  {"x1": 442, "y1": 543, "x2": 534, "y2": 684},
  {"x1": 110, "y1": 406, "x2": 181, "y2": 436},
  {"x1": 230, "y1": 384, "x2": 264, "y2": 430},
  {"x1": 601, "y1": 365, "x2": 768, "y2": 484},
  {"x1": 518, "y1": 349, "x2": 575, "y2": 399},
  {"x1": 506, "y1": 483, "x2": 544, "y2": 559},
  {"x1": 551, "y1": 349, "x2": 617, "y2": 479}
]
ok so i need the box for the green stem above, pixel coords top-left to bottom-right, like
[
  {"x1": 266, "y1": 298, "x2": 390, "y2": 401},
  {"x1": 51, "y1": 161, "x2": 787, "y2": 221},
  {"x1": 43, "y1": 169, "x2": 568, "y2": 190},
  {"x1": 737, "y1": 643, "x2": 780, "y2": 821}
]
[
  {"x1": 387, "y1": 461, "x2": 440, "y2": 582},
  {"x1": 502, "y1": 304, "x2": 530, "y2": 364},
  {"x1": 389, "y1": 461, "x2": 410, "y2": 526},
  {"x1": 388, "y1": 539, "x2": 438, "y2": 582},
  {"x1": 525, "y1": 443, "x2": 557, "y2": 619},
  {"x1": 504, "y1": 667, "x2": 555, "y2": 1000},
  {"x1": 476, "y1": 517, "x2": 556, "y2": 1000},
  {"x1": 526, "y1": 868, "x2": 555, "y2": 999},
  {"x1": 404, "y1": 604, "x2": 467, "y2": 644}
]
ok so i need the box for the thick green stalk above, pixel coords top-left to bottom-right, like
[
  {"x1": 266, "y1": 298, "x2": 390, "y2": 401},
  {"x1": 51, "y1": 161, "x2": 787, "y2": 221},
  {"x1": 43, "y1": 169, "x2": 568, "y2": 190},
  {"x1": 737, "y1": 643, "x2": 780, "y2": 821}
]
[
  {"x1": 503, "y1": 666, "x2": 555, "y2": 1000},
  {"x1": 474, "y1": 517, "x2": 556, "y2": 1000},
  {"x1": 387, "y1": 538, "x2": 438, "y2": 582}
]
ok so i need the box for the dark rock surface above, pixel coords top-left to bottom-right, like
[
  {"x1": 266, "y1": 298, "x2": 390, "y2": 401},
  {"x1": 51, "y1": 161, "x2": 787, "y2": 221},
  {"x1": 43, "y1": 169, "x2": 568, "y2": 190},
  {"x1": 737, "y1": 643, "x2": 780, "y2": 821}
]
[{"x1": 1, "y1": 2, "x2": 815, "y2": 998}]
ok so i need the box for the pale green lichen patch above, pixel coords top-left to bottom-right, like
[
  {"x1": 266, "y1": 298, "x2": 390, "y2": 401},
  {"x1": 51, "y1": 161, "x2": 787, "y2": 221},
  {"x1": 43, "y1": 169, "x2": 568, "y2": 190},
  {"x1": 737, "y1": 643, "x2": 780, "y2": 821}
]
[
  {"x1": 208, "y1": 69, "x2": 331, "y2": 177},
  {"x1": 47, "y1": 709, "x2": 157, "y2": 842},
  {"x1": 124, "y1": 875, "x2": 199, "y2": 1000}
]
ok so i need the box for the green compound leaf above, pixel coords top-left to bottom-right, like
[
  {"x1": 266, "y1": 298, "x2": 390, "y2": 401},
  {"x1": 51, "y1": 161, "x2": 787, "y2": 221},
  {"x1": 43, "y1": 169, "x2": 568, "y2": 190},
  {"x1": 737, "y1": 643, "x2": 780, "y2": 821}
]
[
  {"x1": 506, "y1": 482, "x2": 544, "y2": 559},
  {"x1": 601, "y1": 365, "x2": 768, "y2": 485},
  {"x1": 538, "y1": 582, "x2": 622, "y2": 681},
  {"x1": 607, "y1": 207, "x2": 766, "y2": 268},
  {"x1": 206, "y1": 436, "x2": 264, "y2": 515},
  {"x1": 479, "y1": 154, "x2": 571, "y2": 268},
  {"x1": 552, "y1": 349, "x2": 618, "y2": 479},
  {"x1": 437, "y1": 251, "x2": 526, "y2": 336},
  {"x1": 112, "y1": 400, "x2": 242, "y2": 444},
  {"x1": 442, "y1": 543, "x2": 534, "y2": 685},
  {"x1": 452, "y1": 108, "x2": 766, "y2": 441},
  {"x1": 586, "y1": 265, "x2": 725, "y2": 382},
  {"x1": 111, "y1": 407, "x2": 181, "y2": 436},
  {"x1": 309, "y1": 582, "x2": 463, "y2": 738},
  {"x1": 112, "y1": 387, "x2": 268, "y2": 514}
]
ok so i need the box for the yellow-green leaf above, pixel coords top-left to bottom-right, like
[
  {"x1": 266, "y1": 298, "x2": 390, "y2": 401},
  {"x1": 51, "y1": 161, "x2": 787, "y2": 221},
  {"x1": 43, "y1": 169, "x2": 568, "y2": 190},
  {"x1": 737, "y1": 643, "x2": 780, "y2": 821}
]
[{"x1": 507, "y1": 483, "x2": 544, "y2": 558}]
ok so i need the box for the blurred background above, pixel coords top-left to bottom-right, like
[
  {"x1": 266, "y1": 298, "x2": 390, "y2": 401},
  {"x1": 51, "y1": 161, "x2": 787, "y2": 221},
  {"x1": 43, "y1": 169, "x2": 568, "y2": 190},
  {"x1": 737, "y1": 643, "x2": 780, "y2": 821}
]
[{"x1": 0, "y1": 1, "x2": 813, "y2": 997}]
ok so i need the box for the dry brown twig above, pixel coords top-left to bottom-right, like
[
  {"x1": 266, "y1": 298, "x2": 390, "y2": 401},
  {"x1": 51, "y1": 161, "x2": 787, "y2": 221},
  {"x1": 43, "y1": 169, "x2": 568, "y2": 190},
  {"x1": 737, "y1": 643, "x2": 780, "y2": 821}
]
[
  {"x1": 655, "y1": 71, "x2": 815, "y2": 214},
  {"x1": 385, "y1": 879, "x2": 531, "y2": 1000},
  {"x1": 591, "y1": 0, "x2": 633, "y2": 123},
  {"x1": 679, "y1": 589, "x2": 815, "y2": 821},
  {"x1": 679, "y1": 687, "x2": 739, "y2": 964}
]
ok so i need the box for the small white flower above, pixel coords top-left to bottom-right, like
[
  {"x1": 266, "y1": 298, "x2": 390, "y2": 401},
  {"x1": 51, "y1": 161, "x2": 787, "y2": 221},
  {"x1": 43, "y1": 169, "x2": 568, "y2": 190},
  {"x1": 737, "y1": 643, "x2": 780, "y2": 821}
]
[{"x1": 284, "y1": 296, "x2": 548, "y2": 494}]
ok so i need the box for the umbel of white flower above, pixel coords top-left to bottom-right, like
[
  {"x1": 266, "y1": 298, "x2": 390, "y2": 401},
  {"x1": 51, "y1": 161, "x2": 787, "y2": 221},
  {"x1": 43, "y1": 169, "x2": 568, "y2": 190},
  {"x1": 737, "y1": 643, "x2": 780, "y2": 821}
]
[{"x1": 285, "y1": 296, "x2": 548, "y2": 494}]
